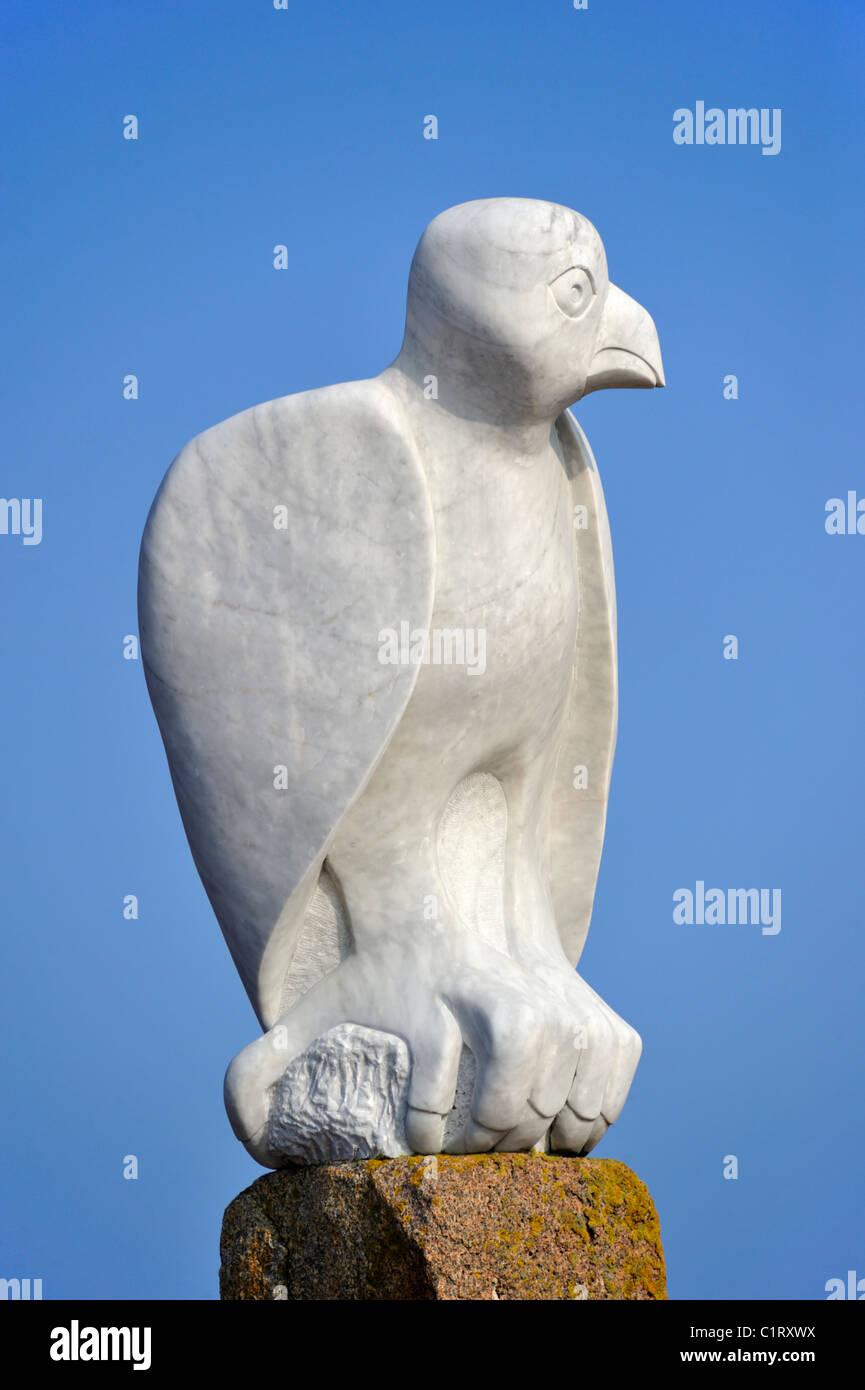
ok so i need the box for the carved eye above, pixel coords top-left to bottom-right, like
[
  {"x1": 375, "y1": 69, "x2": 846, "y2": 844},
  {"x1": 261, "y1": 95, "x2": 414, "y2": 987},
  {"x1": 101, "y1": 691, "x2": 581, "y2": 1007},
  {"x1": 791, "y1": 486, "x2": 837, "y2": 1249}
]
[{"x1": 550, "y1": 266, "x2": 595, "y2": 319}]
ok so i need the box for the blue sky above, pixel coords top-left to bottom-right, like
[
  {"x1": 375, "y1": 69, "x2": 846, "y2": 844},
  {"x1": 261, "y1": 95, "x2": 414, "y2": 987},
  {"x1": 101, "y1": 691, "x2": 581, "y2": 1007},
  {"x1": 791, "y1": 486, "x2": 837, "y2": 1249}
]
[{"x1": 1, "y1": 0, "x2": 863, "y2": 1300}]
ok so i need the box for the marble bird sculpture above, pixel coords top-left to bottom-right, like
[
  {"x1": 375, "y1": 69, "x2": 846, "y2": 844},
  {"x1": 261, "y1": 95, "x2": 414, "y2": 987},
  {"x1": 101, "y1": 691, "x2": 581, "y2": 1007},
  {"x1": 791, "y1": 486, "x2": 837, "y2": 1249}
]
[{"x1": 138, "y1": 198, "x2": 664, "y2": 1167}]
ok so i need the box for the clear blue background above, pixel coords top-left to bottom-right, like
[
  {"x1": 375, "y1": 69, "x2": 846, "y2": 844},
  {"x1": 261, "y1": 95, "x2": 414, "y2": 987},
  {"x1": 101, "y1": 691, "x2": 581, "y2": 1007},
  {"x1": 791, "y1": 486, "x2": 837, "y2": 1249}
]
[{"x1": 1, "y1": 0, "x2": 862, "y2": 1301}]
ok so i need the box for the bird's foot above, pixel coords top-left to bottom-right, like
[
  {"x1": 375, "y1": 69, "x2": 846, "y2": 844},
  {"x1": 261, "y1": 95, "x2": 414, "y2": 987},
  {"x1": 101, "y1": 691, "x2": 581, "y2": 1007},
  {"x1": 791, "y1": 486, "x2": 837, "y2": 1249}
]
[
  {"x1": 506, "y1": 943, "x2": 642, "y2": 1155},
  {"x1": 224, "y1": 923, "x2": 618, "y2": 1165}
]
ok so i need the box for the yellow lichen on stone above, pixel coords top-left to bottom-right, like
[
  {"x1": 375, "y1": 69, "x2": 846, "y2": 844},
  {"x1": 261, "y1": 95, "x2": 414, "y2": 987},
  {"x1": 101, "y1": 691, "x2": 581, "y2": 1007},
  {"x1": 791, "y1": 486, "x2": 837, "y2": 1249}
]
[{"x1": 219, "y1": 1153, "x2": 666, "y2": 1300}]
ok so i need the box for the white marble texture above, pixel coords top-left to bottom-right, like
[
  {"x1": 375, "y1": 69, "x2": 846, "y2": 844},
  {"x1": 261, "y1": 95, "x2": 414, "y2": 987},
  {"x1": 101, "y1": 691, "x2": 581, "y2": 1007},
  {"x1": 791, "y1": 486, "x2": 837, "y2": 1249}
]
[
  {"x1": 138, "y1": 198, "x2": 664, "y2": 1168},
  {"x1": 266, "y1": 1024, "x2": 413, "y2": 1165}
]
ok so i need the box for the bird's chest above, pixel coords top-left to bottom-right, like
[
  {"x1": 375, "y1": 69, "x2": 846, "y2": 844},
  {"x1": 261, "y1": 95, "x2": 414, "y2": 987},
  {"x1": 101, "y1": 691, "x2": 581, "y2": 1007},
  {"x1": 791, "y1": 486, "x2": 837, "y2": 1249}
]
[{"x1": 415, "y1": 444, "x2": 579, "y2": 735}]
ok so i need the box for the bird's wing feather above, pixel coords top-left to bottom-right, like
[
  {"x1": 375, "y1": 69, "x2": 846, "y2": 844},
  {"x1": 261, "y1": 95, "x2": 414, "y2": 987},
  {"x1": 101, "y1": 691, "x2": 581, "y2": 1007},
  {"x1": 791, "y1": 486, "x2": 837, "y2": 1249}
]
[
  {"x1": 549, "y1": 408, "x2": 618, "y2": 965},
  {"x1": 138, "y1": 378, "x2": 435, "y2": 1027}
]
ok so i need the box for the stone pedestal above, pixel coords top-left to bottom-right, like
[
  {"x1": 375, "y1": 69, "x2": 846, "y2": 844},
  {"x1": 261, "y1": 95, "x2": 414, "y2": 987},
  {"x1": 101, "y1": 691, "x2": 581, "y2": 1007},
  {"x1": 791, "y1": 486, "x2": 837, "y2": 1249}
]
[{"x1": 219, "y1": 1154, "x2": 666, "y2": 1301}]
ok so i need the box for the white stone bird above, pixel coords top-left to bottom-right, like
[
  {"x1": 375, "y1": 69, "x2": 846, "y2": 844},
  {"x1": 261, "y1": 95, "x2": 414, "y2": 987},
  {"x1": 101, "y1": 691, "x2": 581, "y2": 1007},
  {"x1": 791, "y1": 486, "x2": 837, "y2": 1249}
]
[{"x1": 138, "y1": 198, "x2": 664, "y2": 1167}]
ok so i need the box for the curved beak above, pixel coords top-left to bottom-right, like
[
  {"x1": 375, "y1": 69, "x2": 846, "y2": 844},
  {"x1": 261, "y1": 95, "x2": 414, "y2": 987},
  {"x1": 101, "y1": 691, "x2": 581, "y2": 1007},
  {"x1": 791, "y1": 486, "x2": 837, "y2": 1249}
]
[{"x1": 583, "y1": 283, "x2": 665, "y2": 395}]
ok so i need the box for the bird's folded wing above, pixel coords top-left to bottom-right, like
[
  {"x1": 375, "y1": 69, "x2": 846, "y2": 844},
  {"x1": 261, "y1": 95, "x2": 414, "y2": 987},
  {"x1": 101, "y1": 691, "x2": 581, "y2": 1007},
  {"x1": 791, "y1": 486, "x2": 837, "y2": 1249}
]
[
  {"x1": 138, "y1": 378, "x2": 435, "y2": 1027},
  {"x1": 550, "y1": 408, "x2": 618, "y2": 965}
]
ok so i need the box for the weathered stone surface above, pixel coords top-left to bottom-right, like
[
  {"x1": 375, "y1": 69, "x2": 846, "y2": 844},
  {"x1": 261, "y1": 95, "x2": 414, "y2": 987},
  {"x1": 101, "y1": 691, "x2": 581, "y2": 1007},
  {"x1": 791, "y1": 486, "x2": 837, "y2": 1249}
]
[
  {"x1": 219, "y1": 1154, "x2": 666, "y2": 1301},
  {"x1": 266, "y1": 1024, "x2": 413, "y2": 1165}
]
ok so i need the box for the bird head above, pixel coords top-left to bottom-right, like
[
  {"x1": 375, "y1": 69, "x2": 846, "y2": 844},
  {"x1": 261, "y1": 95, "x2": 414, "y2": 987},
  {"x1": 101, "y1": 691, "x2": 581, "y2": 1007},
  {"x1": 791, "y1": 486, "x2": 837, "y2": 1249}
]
[{"x1": 397, "y1": 197, "x2": 664, "y2": 423}]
